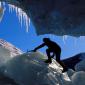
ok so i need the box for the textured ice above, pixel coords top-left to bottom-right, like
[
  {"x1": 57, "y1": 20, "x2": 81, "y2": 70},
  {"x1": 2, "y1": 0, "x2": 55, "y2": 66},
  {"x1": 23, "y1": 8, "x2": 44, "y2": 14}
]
[
  {"x1": 71, "y1": 71, "x2": 85, "y2": 85},
  {"x1": 8, "y1": 3, "x2": 30, "y2": 32},
  {"x1": 1, "y1": 52, "x2": 72, "y2": 85},
  {"x1": 66, "y1": 69, "x2": 75, "y2": 79},
  {"x1": 75, "y1": 59, "x2": 85, "y2": 71},
  {"x1": 0, "y1": 51, "x2": 84, "y2": 85}
]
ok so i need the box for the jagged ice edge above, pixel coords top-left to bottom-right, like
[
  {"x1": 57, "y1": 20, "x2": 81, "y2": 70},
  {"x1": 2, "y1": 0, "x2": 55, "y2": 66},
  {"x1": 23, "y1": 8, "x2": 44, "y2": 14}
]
[{"x1": 0, "y1": 1, "x2": 30, "y2": 32}]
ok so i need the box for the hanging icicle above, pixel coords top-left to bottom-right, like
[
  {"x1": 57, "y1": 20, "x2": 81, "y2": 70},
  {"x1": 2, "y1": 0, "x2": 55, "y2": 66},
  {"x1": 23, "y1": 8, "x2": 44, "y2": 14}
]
[
  {"x1": 0, "y1": 1, "x2": 30, "y2": 32},
  {"x1": 8, "y1": 3, "x2": 30, "y2": 32},
  {"x1": 63, "y1": 35, "x2": 68, "y2": 44},
  {"x1": 8, "y1": 4, "x2": 13, "y2": 13},
  {"x1": 0, "y1": 2, "x2": 1, "y2": 7},
  {"x1": 0, "y1": 2, "x2": 5, "y2": 22}
]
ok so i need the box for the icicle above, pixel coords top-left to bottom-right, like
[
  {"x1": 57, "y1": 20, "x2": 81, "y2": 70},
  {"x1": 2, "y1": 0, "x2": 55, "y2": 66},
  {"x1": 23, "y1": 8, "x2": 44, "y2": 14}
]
[
  {"x1": 2, "y1": 2, "x2": 6, "y2": 13},
  {"x1": 22, "y1": 12, "x2": 29, "y2": 32},
  {"x1": 17, "y1": 8, "x2": 21, "y2": 23},
  {"x1": 7, "y1": 3, "x2": 30, "y2": 32},
  {"x1": 0, "y1": 2, "x2": 2, "y2": 7},
  {"x1": 28, "y1": 18, "x2": 30, "y2": 29},
  {"x1": 25, "y1": 14, "x2": 29, "y2": 32},
  {"x1": 8, "y1": 4, "x2": 11, "y2": 13},
  {"x1": 8, "y1": 4, "x2": 13, "y2": 13},
  {"x1": 1, "y1": 2, "x2": 30, "y2": 31},
  {"x1": 15, "y1": 6, "x2": 18, "y2": 15},
  {"x1": 0, "y1": 2, "x2": 5, "y2": 22},
  {"x1": 12, "y1": 5, "x2": 15, "y2": 11},
  {"x1": 63, "y1": 35, "x2": 68, "y2": 44},
  {"x1": 2, "y1": 2, "x2": 5, "y2": 7},
  {"x1": 8, "y1": 4, "x2": 15, "y2": 13},
  {"x1": 9, "y1": 4, "x2": 12, "y2": 13},
  {"x1": 20, "y1": 13, "x2": 23, "y2": 27}
]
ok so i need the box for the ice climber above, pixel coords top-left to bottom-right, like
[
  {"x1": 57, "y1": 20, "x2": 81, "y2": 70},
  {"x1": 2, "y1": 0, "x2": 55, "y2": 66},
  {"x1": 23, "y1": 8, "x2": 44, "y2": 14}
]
[{"x1": 32, "y1": 38, "x2": 68, "y2": 72}]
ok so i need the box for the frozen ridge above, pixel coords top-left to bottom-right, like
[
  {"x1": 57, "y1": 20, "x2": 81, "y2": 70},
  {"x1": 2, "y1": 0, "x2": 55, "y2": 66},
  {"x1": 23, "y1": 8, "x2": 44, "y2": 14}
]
[{"x1": 0, "y1": 39, "x2": 23, "y2": 57}]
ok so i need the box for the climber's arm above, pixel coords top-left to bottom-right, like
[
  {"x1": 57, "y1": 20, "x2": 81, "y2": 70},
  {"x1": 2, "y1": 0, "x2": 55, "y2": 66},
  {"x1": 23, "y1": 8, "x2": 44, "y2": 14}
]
[{"x1": 33, "y1": 43, "x2": 46, "y2": 52}]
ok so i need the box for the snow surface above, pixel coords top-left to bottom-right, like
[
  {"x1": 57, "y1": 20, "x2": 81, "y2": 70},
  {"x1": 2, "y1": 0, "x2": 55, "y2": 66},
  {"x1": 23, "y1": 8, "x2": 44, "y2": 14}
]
[{"x1": 0, "y1": 51, "x2": 84, "y2": 85}]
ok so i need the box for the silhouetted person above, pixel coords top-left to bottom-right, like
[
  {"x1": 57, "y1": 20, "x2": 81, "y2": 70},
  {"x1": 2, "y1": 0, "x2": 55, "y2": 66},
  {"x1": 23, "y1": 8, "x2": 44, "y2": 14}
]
[{"x1": 33, "y1": 38, "x2": 67, "y2": 72}]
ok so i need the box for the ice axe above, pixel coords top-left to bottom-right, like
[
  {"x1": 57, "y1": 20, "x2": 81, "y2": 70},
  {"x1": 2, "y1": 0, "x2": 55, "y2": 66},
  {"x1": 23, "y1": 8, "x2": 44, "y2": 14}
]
[{"x1": 27, "y1": 49, "x2": 36, "y2": 53}]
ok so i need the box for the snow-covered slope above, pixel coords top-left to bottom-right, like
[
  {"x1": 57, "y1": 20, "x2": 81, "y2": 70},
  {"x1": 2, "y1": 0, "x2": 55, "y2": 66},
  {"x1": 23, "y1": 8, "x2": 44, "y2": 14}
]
[
  {"x1": 0, "y1": 39, "x2": 23, "y2": 66},
  {"x1": 0, "y1": 51, "x2": 84, "y2": 85}
]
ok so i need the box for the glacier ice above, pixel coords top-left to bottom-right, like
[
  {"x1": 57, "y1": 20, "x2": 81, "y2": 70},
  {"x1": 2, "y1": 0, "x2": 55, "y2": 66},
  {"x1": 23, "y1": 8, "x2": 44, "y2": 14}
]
[
  {"x1": 0, "y1": 51, "x2": 84, "y2": 85},
  {"x1": 1, "y1": 52, "x2": 71, "y2": 85},
  {"x1": 75, "y1": 59, "x2": 85, "y2": 71},
  {"x1": 71, "y1": 71, "x2": 85, "y2": 85},
  {"x1": 63, "y1": 35, "x2": 68, "y2": 44},
  {"x1": 66, "y1": 69, "x2": 75, "y2": 79}
]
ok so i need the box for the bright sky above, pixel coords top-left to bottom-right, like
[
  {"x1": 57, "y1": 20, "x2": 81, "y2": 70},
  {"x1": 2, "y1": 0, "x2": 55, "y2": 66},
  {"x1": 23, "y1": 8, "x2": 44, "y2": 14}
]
[{"x1": 0, "y1": 3, "x2": 85, "y2": 59}]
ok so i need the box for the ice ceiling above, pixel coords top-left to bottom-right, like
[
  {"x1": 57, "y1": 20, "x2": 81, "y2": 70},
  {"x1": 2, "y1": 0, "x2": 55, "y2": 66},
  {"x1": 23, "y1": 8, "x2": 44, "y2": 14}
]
[
  {"x1": 0, "y1": 0, "x2": 85, "y2": 36},
  {"x1": 0, "y1": 1, "x2": 30, "y2": 32}
]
